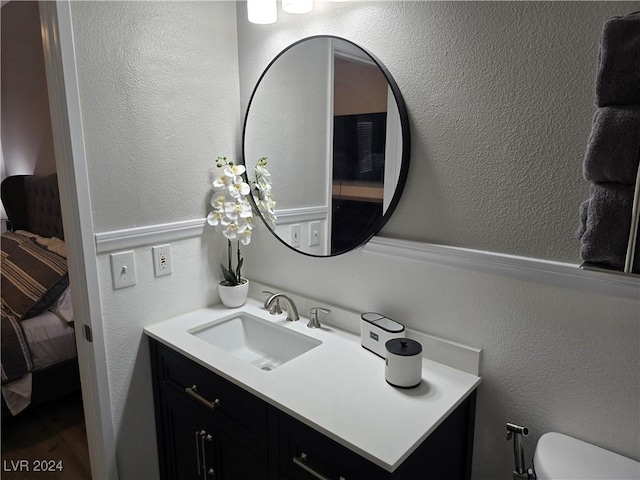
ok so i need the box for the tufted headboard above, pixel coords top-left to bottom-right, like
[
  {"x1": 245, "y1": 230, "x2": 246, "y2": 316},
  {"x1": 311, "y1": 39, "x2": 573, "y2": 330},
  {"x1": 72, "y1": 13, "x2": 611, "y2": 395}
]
[{"x1": 1, "y1": 174, "x2": 64, "y2": 240}]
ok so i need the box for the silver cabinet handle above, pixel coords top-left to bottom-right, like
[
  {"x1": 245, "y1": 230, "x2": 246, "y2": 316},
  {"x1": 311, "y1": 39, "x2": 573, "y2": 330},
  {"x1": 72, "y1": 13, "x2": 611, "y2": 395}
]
[
  {"x1": 292, "y1": 452, "x2": 340, "y2": 480},
  {"x1": 201, "y1": 433, "x2": 208, "y2": 479},
  {"x1": 195, "y1": 430, "x2": 204, "y2": 476},
  {"x1": 185, "y1": 385, "x2": 220, "y2": 410},
  {"x1": 196, "y1": 431, "x2": 215, "y2": 479}
]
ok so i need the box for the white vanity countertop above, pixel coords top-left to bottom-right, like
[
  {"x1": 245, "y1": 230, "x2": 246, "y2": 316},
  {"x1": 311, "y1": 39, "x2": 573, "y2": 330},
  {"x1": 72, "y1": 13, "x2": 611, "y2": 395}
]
[{"x1": 144, "y1": 299, "x2": 481, "y2": 472}]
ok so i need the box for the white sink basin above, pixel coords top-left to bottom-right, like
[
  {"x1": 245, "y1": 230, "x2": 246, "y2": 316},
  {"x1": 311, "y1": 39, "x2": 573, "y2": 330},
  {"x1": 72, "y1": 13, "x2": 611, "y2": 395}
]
[{"x1": 188, "y1": 312, "x2": 322, "y2": 371}]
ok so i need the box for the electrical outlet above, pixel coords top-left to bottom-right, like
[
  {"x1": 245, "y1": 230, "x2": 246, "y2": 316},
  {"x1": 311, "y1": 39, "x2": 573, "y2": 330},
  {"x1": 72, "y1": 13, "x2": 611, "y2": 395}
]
[
  {"x1": 152, "y1": 244, "x2": 172, "y2": 277},
  {"x1": 110, "y1": 251, "x2": 136, "y2": 289},
  {"x1": 309, "y1": 221, "x2": 320, "y2": 247},
  {"x1": 291, "y1": 224, "x2": 301, "y2": 248}
]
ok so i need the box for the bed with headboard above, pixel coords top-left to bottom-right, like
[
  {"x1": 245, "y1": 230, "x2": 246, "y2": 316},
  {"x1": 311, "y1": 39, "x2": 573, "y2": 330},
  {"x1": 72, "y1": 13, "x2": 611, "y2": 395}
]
[{"x1": 1, "y1": 174, "x2": 80, "y2": 416}]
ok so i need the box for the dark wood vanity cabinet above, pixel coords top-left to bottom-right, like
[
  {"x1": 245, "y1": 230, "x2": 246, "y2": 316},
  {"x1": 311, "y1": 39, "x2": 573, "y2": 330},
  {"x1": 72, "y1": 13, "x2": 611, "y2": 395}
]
[
  {"x1": 150, "y1": 340, "x2": 270, "y2": 480},
  {"x1": 149, "y1": 338, "x2": 477, "y2": 480}
]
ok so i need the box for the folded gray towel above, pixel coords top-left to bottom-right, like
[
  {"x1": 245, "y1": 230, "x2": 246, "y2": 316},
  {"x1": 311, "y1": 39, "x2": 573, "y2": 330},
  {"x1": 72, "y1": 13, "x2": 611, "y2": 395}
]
[
  {"x1": 578, "y1": 183, "x2": 639, "y2": 272},
  {"x1": 583, "y1": 106, "x2": 640, "y2": 185},
  {"x1": 577, "y1": 198, "x2": 589, "y2": 239},
  {"x1": 595, "y1": 11, "x2": 640, "y2": 107}
]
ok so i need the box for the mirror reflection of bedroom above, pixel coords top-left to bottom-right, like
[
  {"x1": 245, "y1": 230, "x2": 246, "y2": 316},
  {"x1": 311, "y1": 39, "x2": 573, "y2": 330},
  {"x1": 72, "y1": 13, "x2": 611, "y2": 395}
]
[{"x1": 1, "y1": 1, "x2": 90, "y2": 477}]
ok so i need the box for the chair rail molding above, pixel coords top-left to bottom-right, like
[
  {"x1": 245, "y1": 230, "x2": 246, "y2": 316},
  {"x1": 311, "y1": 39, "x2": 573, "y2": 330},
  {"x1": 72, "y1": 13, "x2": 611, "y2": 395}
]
[
  {"x1": 95, "y1": 218, "x2": 206, "y2": 254},
  {"x1": 95, "y1": 218, "x2": 639, "y2": 300},
  {"x1": 364, "y1": 237, "x2": 639, "y2": 300}
]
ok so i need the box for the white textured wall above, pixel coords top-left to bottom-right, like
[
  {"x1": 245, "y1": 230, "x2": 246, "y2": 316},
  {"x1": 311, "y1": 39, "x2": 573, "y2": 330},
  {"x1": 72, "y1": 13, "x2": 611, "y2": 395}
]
[
  {"x1": 70, "y1": 2, "x2": 240, "y2": 478},
  {"x1": 245, "y1": 37, "x2": 331, "y2": 254},
  {"x1": 238, "y1": 1, "x2": 633, "y2": 264},
  {"x1": 245, "y1": 37, "x2": 330, "y2": 210},
  {"x1": 67, "y1": 2, "x2": 639, "y2": 479},
  {"x1": 237, "y1": 2, "x2": 640, "y2": 480},
  {"x1": 72, "y1": 1, "x2": 241, "y2": 234}
]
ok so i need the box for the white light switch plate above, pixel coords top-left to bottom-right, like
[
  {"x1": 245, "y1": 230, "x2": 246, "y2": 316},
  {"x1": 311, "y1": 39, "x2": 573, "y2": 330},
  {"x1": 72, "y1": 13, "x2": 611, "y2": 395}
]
[
  {"x1": 110, "y1": 251, "x2": 136, "y2": 289},
  {"x1": 308, "y1": 221, "x2": 320, "y2": 247}
]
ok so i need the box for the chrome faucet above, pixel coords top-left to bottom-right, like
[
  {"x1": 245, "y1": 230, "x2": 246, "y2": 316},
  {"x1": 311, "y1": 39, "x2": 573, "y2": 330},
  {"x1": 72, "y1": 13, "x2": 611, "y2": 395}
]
[
  {"x1": 308, "y1": 307, "x2": 331, "y2": 329},
  {"x1": 264, "y1": 293, "x2": 299, "y2": 322},
  {"x1": 262, "y1": 291, "x2": 282, "y2": 315}
]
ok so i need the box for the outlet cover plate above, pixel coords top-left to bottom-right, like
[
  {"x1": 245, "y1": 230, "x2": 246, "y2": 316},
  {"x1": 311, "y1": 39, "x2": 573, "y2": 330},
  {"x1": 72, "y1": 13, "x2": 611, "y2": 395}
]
[
  {"x1": 152, "y1": 244, "x2": 172, "y2": 277},
  {"x1": 291, "y1": 224, "x2": 301, "y2": 248}
]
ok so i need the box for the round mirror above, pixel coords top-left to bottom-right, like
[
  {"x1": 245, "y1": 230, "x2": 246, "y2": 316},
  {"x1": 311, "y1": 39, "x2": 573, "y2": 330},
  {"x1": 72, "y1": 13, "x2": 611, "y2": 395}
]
[{"x1": 243, "y1": 36, "x2": 410, "y2": 256}]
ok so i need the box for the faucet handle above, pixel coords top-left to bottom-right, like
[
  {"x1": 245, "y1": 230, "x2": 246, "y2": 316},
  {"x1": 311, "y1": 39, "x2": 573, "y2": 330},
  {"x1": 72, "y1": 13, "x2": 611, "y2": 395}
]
[
  {"x1": 263, "y1": 291, "x2": 282, "y2": 315},
  {"x1": 308, "y1": 307, "x2": 330, "y2": 329}
]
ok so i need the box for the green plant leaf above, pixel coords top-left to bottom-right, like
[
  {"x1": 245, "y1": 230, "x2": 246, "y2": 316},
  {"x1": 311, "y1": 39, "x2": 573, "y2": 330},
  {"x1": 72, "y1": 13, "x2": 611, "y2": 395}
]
[
  {"x1": 220, "y1": 263, "x2": 238, "y2": 286},
  {"x1": 236, "y1": 257, "x2": 244, "y2": 283}
]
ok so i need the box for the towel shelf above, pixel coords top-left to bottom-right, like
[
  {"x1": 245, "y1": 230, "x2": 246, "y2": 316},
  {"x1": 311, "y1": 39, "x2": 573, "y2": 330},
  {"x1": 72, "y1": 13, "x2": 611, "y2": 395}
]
[
  {"x1": 580, "y1": 161, "x2": 640, "y2": 277},
  {"x1": 623, "y1": 163, "x2": 640, "y2": 273},
  {"x1": 579, "y1": 262, "x2": 639, "y2": 278}
]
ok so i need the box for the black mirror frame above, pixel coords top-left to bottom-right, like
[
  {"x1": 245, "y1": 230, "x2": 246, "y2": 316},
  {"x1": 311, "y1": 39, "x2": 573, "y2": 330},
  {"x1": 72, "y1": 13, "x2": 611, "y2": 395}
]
[{"x1": 242, "y1": 35, "x2": 411, "y2": 257}]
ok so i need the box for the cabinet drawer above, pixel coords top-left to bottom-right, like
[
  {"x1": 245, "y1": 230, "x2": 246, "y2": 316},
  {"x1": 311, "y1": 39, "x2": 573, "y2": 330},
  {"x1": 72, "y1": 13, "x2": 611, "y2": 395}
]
[
  {"x1": 279, "y1": 412, "x2": 381, "y2": 480},
  {"x1": 154, "y1": 341, "x2": 268, "y2": 449}
]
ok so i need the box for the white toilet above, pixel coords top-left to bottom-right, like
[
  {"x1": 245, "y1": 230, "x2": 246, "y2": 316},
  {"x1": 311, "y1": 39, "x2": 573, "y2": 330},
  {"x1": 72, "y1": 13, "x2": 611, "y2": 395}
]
[{"x1": 533, "y1": 432, "x2": 640, "y2": 480}]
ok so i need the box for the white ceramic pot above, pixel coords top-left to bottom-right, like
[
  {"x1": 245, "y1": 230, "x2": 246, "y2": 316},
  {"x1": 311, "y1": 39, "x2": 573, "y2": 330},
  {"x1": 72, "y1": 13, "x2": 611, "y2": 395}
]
[
  {"x1": 385, "y1": 338, "x2": 423, "y2": 388},
  {"x1": 218, "y1": 279, "x2": 249, "y2": 308}
]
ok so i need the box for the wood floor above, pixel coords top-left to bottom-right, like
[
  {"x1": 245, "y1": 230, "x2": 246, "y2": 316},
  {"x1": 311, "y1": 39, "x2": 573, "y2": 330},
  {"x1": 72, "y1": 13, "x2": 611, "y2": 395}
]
[{"x1": 1, "y1": 393, "x2": 91, "y2": 480}]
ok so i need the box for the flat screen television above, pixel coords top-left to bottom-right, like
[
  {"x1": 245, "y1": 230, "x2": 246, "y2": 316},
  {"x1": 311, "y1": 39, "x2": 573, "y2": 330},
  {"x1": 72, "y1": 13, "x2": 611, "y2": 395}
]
[{"x1": 333, "y1": 112, "x2": 387, "y2": 183}]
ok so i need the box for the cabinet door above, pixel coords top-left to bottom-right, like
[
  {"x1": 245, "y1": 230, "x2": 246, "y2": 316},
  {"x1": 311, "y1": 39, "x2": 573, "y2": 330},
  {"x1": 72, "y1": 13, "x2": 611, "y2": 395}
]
[
  {"x1": 150, "y1": 339, "x2": 272, "y2": 480},
  {"x1": 279, "y1": 412, "x2": 383, "y2": 480},
  {"x1": 158, "y1": 386, "x2": 220, "y2": 480},
  {"x1": 216, "y1": 434, "x2": 269, "y2": 480},
  {"x1": 153, "y1": 340, "x2": 269, "y2": 457}
]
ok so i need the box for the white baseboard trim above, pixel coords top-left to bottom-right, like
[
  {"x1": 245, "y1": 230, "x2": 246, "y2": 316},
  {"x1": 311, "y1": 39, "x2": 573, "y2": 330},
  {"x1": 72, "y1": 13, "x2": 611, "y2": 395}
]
[
  {"x1": 364, "y1": 237, "x2": 640, "y2": 300},
  {"x1": 95, "y1": 218, "x2": 206, "y2": 254}
]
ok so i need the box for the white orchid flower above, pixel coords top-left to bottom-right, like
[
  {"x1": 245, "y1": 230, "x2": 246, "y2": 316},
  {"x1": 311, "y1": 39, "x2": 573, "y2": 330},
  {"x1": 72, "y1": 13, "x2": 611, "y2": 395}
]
[
  {"x1": 206, "y1": 210, "x2": 224, "y2": 226},
  {"x1": 229, "y1": 180, "x2": 250, "y2": 198},
  {"x1": 224, "y1": 164, "x2": 246, "y2": 179},
  {"x1": 259, "y1": 197, "x2": 276, "y2": 213},
  {"x1": 213, "y1": 173, "x2": 232, "y2": 188},
  {"x1": 224, "y1": 201, "x2": 252, "y2": 220},
  {"x1": 255, "y1": 164, "x2": 271, "y2": 178},
  {"x1": 257, "y1": 199, "x2": 268, "y2": 212},
  {"x1": 266, "y1": 198, "x2": 276, "y2": 210},
  {"x1": 222, "y1": 222, "x2": 239, "y2": 240},
  {"x1": 223, "y1": 202, "x2": 239, "y2": 221},
  {"x1": 256, "y1": 176, "x2": 272, "y2": 194},
  {"x1": 238, "y1": 201, "x2": 253, "y2": 218},
  {"x1": 237, "y1": 221, "x2": 252, "y2": 246},
  {"x1": 256, "y1": 197, "x2": 277, "y2": 227},
  {"x1": 210, "y1": 193, "x2": 226, "y2": 208}
]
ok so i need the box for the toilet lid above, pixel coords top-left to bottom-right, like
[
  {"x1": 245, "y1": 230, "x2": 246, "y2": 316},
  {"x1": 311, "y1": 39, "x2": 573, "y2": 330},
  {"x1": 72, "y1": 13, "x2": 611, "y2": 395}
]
[{"x1": 534, "y1": 433, "x2": 640, "y2": 480}]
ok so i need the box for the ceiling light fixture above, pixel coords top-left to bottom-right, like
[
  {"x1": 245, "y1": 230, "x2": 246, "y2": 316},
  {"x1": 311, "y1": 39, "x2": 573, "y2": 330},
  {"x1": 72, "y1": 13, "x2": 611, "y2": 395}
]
[
  {"x1": 247, "y1": 0, "x2": 278, "y2": 24},
  {"x1": 282, "y1": 0, "x2": 313, "y2": 15}
]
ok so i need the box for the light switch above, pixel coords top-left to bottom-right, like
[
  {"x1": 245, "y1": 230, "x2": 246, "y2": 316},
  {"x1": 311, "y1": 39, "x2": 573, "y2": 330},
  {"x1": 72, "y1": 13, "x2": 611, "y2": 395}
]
[
  {"x1": 110, "y1": 251, "x2": 136, "y2": 289},
  {"x1": 308, "y1": 221, "x2": 320, "y2": 247}
]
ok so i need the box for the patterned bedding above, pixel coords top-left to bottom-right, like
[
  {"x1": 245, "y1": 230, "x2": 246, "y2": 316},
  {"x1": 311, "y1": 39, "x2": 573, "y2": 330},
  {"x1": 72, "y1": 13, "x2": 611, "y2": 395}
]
[{"x1": 1, "y1": 231, "x2": 69, "y2": 384}]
